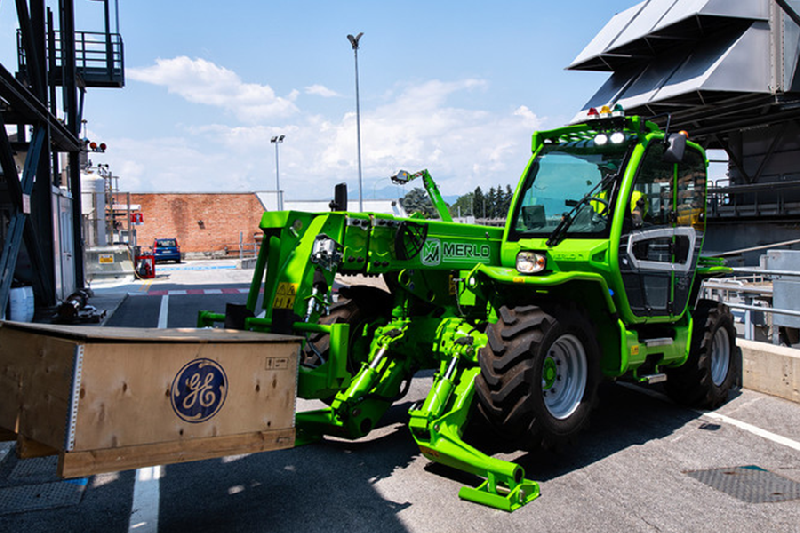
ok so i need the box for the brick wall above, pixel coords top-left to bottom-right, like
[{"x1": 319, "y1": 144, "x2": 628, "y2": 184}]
[{"x1": 128, "y1": 193, "x2": 265, "y2": 253}]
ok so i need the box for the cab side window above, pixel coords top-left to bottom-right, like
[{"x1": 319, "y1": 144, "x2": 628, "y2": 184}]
[
  {"x1": 676, "y1": 149, "x2": 706, "y2": 232},
  {"x1": 627, "y1": 142, "x2": 673, "y2": 231}
]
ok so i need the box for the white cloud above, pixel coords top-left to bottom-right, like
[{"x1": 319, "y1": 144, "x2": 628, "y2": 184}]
[
  {"x1": 103, "y1": 69, "x2": 545, "y2": 200},
  {"x1": 128, "y1": 56, "x2": 298, "y2": 123},
  {"x1": 304, "y1": 85, "x2": 339, "y2": 97},
  {"x1": 315, "y1": 79, "x2": 542, "y2": 193}
]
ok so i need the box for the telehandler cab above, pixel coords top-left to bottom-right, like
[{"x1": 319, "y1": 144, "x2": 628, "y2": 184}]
[{"x1": 199, "y1": 107, "x2": 737, "y2": 511}]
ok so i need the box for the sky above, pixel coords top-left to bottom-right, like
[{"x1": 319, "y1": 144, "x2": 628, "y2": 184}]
[{"x1": 2, "y1": 1, "x2": 647, "y2": 201}]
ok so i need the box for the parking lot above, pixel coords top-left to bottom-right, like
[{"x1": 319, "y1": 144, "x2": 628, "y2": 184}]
[{"x1": 1, "y1": 261, "x2": 799, "y2": 532}]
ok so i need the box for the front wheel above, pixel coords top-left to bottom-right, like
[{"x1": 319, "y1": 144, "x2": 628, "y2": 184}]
[
  {"x1": 665, "y1": 300, "x2": 737, "y2": 409},
  {"x1": 475, "y1": 305, "x2": 601, "y2": 449}
]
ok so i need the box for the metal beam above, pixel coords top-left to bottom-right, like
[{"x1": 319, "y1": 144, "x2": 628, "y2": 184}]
[
  {"x1": 15, "y1": 0, "x2": 46, "y2": 102},
  {"x1": 0, "y1": 113, "x2": 23, "y2": 209},
  {"x1": 62, "y1": 0, "x2": 85, "y2": 289},
  {"x1": 775, "y1": 0, "x2": 800, "y2": 28},
  {"x1": 0, "y1": 214, "x2": 28, "y2": 317},
  {"x1": 0, "y1": 64, "x2": 80, "y2": 152},
  {"x1": 714, "y1": 134, "x2": 753, "y2": 184},
  {"x1": 751, "y1": 120, "x2": 791, "y2": 183},
  {"x1": 0, "y1": 126, "x2": 49, "y2": 315}
]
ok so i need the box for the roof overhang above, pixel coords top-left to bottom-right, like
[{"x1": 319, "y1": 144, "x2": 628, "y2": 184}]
[
  {"x1": 569, "y1": 0, "x2": 800, "y2": 146},
  {"x1": 570, "y1": 0, "x2": 769, "y2": 72}
]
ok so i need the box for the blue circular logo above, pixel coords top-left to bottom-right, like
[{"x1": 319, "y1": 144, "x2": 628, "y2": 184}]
[{"x1": 170, "y1": 358, "x2": 228, "y2": 423}]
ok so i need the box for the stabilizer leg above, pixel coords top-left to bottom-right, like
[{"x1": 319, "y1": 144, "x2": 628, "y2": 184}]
[
  {"x1": 408, "y1": 365, "x2": 540, "y2": 512},
  {"x1": 296, "y1": 323, "x2": 411, "y2": 443}
]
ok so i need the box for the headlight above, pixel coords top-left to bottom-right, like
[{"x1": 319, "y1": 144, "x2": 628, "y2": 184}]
[{"x1": 516, "y1": 251, "x2": 546, "y2": 274}]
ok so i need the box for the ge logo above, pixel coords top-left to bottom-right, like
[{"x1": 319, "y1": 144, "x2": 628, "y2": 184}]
[{"x1": 170, "y1": 358, "x2": 228, "y2": 423}]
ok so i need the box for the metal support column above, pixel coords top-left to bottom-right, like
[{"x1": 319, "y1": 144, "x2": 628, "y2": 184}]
[{"x1": 62, "y1": 0, "x2": 85, "y2": 288}]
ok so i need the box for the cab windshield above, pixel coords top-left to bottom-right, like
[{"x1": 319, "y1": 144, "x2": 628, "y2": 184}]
[{"x1": 509, "y1": 142, "x2": 630, "y2": 241}]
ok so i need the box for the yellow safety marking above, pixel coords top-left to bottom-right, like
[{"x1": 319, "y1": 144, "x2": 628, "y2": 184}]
[
  {"x1": 138, "y1": 279, "x2": 154, "y2": 293},
  {"x1": 273, "y1": 282, "x2": 298, "y2": 309},
  {"x1": 631, "y1": 344, "x2": 640, "y2": 356}
]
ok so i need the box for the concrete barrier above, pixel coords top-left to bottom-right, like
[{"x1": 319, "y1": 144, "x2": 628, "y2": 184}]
[
  {"x1": 85, "y1": 246, "x2": 135, "y2": 279},
  {"x1": 740, "y1": 339, "x2": 800, "y2": 404}
]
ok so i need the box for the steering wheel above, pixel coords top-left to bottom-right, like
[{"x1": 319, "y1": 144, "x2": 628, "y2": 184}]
[{"x1": 588, "y1": 196, "x2": 609, "y2": 225}]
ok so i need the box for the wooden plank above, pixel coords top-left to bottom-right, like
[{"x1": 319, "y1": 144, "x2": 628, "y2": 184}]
[
  {"x1": 72, "y1": 340, "x2": 298, "y2": 451},
  {"x1": 0, "y1": 321, "x2": 300, "y2": 343},
  {"x1": 16, "y1": 434, "x2": 58, "y2": 459},
  {"x1": 0, "y1": 326, "x2": 76, "y2": 449},
  {"x1": 58, "y1": 428, "x2": 295, "y2": 478}
]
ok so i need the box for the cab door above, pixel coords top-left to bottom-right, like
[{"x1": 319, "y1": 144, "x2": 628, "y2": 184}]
[{"x1": 618, "y1": 141, "x2": 706, "y2": 319}]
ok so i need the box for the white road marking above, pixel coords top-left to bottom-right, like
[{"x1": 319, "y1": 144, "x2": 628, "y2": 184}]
[
  {"x1": 618, "y1": 382, "x2": 800, "y2": 453},
  {"x1": 702, "y1": 411, "x2": 800, "y2": 453},
  {"x1": 128, "y1": 466, "x2": 162, "y2": 532},
  {"x1": 158, "y1": 295, "x2": 169, "y2": 329},
  {"x1": 128, "y1": 295, "x2": 168, "y2": 532}
]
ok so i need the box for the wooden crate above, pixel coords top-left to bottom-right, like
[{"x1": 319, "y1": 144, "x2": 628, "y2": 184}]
[{"x1": 0, "y1": 321, "x2": 300, "y2": 477}]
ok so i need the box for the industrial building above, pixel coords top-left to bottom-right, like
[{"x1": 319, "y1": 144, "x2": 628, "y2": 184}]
[{"x1": 0, "y1": 0, "x2": 123, "y2": 315}]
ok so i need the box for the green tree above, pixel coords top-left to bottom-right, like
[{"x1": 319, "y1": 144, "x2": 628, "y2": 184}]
[
  {"x1": 401, "y1": 187, "x2": 436, "y2": 218},
  {"x1": 450, "y1": 192, "x2": 474, "y2": 218},
  {"x1": 472, "y1": 187, "x2": 485, "y2": 219},
  {"x1": 502, "y1": 184, "x2": 514, "y2": 215},
  {"x1": 487, "y1": 186, "x2": 498, "y2": 218}
]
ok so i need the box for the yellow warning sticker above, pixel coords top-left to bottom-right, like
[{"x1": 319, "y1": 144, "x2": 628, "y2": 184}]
[
  {"x1": 98, "y1": 254, "x2": 114, "y2": 264},
  {"x1": 273, "y1": 282, "x2": 298, "y2": 309},
  {"x1": 631, "y1": 344, "x2": 640, "y2": 356}
]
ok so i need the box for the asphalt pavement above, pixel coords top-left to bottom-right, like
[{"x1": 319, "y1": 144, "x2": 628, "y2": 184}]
[{"x1": 1, "y1": 260, "x2": 799, "y2": 532}]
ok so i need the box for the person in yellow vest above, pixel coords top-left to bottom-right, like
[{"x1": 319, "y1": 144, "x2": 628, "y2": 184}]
[
  {"x1": 591, "y1": 187, "x2": 648, "y2": 227},
  {"x1": 630, "y1": 189, "x2": 648, "y2": 228}
]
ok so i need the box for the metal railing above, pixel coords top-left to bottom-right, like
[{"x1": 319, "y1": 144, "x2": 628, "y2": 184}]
[
  {"x1": 702, "y1": 267, "x2": 800, "y2": 344},
  {"x1": 707, "y1": 178, "x2": 800, "y2": 218},
  {"x1": 17, "y1": 30, "x2": 124, "y2": 87},
  {"x1": 224, "y1": 242, "x2": 259, "y2": 259}
]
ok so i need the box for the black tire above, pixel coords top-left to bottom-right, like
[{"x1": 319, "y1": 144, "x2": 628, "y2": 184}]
[
  {"x1": 475, "y1": 304, "x2": 601, "y2": 449},
  {"x1": 665, "y1": 300, "x2": 737, "y2": 409},
  {"x1": 302, "y1": 286, "x2": 392, "y2": 373},
  {"x1": 302, "y1": 299, "x2": 371, "y2": 372}
]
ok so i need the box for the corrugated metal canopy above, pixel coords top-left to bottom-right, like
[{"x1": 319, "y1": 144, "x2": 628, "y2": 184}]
[
  {"x1": 581, "y1": 21, "x2": 772, "y2": 111},
  {"x1": 569, "y1": 0, "x2": 800, "y2": 145},
  {"x1": 570, "y1": 0, "x2": 768, "y2": 72}
]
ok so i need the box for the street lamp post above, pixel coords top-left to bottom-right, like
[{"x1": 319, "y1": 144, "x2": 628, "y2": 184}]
[
  {"x1": 347, "y1": 32, "x2": 364, "y2": 212},
  {"x1": 270, "y1": 134, "x2": 285, "y2": 211}
]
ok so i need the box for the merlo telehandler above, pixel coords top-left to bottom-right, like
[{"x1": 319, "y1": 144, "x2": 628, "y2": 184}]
[{"x1": 199, "y1": 108, "x2": 737, "y2": 511}]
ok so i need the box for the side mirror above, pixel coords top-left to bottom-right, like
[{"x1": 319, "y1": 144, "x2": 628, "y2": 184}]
[
  {"x1": 391, "y1": 170, "x2": 410, "y2": 185},
  {"x1": 663, "y1": 133, "x2": 687, "y2": 164},
  {"x1": 329, "y1": 183, "x2": 348, "y2": 211}
]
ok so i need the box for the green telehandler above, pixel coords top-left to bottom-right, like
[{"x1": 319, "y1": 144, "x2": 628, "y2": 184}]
[{"x1": 199, "y1": 108, "x2": 737, "y2": 511}]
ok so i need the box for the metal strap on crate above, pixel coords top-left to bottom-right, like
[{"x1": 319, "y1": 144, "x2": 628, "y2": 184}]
[{"x1": 65, "y1": 344, "x2": 85, "y2": 452}]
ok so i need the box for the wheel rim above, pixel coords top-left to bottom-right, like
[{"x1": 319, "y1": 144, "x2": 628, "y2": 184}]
[
  {"x1": 542, "y1": 334, "x2": 588, "y2": 420},
  {"x1": 711, "y1": 327, "x2": 731, "y2": 386}
]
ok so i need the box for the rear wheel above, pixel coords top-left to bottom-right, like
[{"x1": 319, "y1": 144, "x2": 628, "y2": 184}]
[
  {"x1": 302, "y1": 299, "x2": 371, "y2": 372},
  {"x1": 665, "y1": 300, "x2": 737, "y2": 409},
  {"x1": 475, "y1": 305, "x2": 601, "y2": 449},
  {"x1": 301, "y1": 286, "x2": 392, "y2": 399}
]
